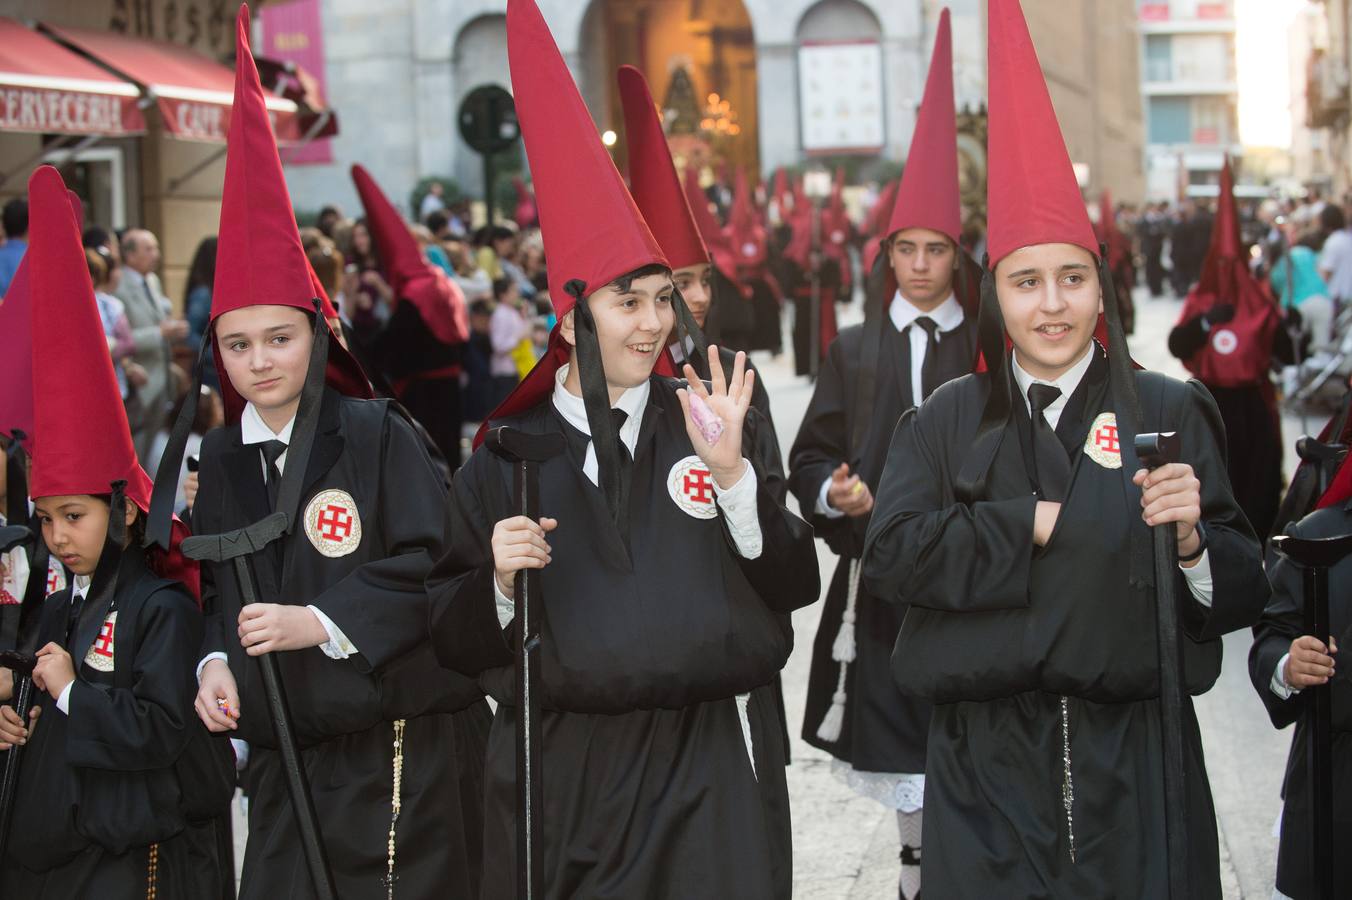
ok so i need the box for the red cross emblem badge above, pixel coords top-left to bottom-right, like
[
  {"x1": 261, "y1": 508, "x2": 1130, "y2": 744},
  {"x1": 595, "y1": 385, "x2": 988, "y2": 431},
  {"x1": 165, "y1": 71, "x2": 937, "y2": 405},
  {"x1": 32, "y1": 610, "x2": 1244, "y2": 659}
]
[
  {"x1": 83, "y1": 610, "x2": 117, "y2": 673},
  {"x1": 1084, "y1": 413, "x2": 1123, "y2": 470},
  {"x1": 46, "y1": 558, "x2": 67, "y2": 596},
  {"x1": 303, "y1": 489, "x2": 363, "y2": 558},
  {"x1": 668, "y1": 455, "x2": 720, "y2": 520}
]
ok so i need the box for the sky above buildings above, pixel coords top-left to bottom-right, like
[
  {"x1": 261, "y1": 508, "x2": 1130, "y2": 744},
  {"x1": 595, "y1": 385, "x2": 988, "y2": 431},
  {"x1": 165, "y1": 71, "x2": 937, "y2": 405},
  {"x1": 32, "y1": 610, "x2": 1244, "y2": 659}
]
[{"x1": 1236, "y1": 0, "x2": 1306, "y2": 148}]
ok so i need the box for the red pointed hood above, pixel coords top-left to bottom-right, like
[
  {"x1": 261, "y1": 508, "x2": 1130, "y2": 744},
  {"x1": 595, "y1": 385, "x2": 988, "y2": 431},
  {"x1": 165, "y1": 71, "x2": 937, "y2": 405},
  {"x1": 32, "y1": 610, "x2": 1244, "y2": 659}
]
[
  {"x1": 887, "y1": 9, "x2": 962, "y2": 246},
  {"x1": 618, "y1": 65, "x2": 709, "y2": 270},
  {"x1": 350, "y1": 163, "x2": 467, "y2": 346},
  {"x1": 508, "y1": 0, "x2": 666, "y2": 320},
  {"x1": 28, "y1": 166, "x2": 198, "y2": 595},
  {"x1": 211, "y1": 4, "x2": 369, "y2": 422},
  {"x1": 725, "y1": 167, "x2": 767, "y2": 267},
  {"x1": 476, "y1": 0, "x2": 669, "y2": 445},
  {"x1": 0, "y1": 254, "x2": 34, "y2": 450},
  {"x1": 28, "y1": 165, "x2": 151, "y2": 506},
  {"x1": 985, "y1": 0, "x2": 1096, "y2": 268},
  {"x1": 1197, "y1": 157, "x2": 1244, "y2": 294},
  {"x1": 512, "y1": 175, "x2": 538, "y2": 228},
  {"x1": 683, "y1": 165, "x2": 742, "y2": 282}
]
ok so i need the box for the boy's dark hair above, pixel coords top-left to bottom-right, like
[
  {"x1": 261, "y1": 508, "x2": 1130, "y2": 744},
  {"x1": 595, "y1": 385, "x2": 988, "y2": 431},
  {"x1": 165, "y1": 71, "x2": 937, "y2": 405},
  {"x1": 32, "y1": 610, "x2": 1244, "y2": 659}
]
[
  {"x1": 1320, "y1": 203, "x2": 1347, "y2": 235},
  {"x1": 469, "y1": 299, "x2": 493, "y2": 317},
  {"x1": 608, "y1": 263, "x2": 671, "y2": 294},
  {"x1": 82, "y1": 225, "x2": 112, "y2": 251},
  {"x1": 530, "y1": 271, "x2": 550, "y2": 293},
  {"x1": 492, "y1": 276, "x2": 516, "y2": 300},
  {"x1": 3, "y1": 199, "x2": 28, "y2": 239},
  {"x1": 426, "y1": 210, "x2": 449, "y2": 234}
]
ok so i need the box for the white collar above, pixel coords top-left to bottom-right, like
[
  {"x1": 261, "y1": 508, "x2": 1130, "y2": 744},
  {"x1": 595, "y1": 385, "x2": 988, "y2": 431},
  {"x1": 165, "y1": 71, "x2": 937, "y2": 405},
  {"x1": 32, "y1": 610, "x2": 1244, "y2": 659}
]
[
  {"x1": 668, "y1": 334, "x2": 696, "y2": 364},
  {"x1": 72, "y1": 573, "x2": 92, "y2": 601},
  {"x1": 552, "y1": 364, "x2": 648, "y2": 450},
  {"x1": 889, "y1": 290, "x2": 964, "y2": 335},
  {"x1": 240, "y1": 402, "x2": 295, "y2": 446},
  {"x1": 120, "y1": 267, "x2": 148, "y2": 288},
  {"x1": 1011, "y1": 341, "x2": 1097, "y2": 418}
]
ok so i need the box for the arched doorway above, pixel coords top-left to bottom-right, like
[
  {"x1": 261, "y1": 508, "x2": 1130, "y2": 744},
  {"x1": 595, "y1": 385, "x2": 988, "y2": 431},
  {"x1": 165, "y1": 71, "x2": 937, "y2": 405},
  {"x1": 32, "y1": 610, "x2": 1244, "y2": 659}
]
[{"x1": 578, "y1": 0, "x2": 760, "y2": 180}]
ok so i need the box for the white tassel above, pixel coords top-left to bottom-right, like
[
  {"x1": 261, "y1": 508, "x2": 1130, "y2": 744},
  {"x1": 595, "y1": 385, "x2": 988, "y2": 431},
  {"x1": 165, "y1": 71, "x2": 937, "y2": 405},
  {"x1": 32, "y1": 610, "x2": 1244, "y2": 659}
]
[
  {"x1": 816, "y1": 685, "x2": 847, "y2": 742},
  {"x1": 816, "y1": 560, "x2": 862, "y2": 743},
  {"x1": 831, "y1": 559, "x2": 862, "y2": 664}
]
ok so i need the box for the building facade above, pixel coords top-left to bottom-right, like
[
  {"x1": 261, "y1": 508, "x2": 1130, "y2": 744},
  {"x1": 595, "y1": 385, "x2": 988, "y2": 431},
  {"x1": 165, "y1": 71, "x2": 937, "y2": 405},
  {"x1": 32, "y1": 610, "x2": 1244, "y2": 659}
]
[
  {"x1": 283, "y1": 0, "x2": 1146, "y2": 222},
  {"x1": 1138, "y1": 0, "x2": 1241, "y2": 200}
]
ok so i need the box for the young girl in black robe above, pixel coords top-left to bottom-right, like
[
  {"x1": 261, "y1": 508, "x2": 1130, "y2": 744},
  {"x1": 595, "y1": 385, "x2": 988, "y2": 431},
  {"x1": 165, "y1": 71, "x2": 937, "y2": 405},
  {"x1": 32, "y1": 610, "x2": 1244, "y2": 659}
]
[
  {"x1": 163, "y1": 10, "x2": 491, "y2": 898},
  {"x1": 0, "y1": 163, "x2": 213, "y2": 898},
  {"x1": 860, "y1": 1, "x2": 1269, "y2": 896}
]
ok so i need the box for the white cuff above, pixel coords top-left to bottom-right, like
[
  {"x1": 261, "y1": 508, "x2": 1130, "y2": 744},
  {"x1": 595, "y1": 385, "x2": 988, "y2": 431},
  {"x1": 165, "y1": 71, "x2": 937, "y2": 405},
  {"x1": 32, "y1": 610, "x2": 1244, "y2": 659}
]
[
  {"x1": 1180, "y1": 548, "x2": 1212, "y2": 607},
  {"x1": 714, "y1": 459, "x2": 762, "y2": 560},
  {"x1": 56, "y1": 681, "x2": 73, "y2": 715},
  {"x1": 1270, "y1": 653, "x2": 1301, "y2": 700},
  {"x1": 309, "y1": 605, "x2": 359, "y2": 659},
  {"x1": 816, "y1": 476, "x2": 846, "y2": 519},
  {"x1": 196, "y1": 652, "x2": 228, "y2": 684},
  {"x1": 493, "y1": 576, "x2": 515, "y2": 630}
]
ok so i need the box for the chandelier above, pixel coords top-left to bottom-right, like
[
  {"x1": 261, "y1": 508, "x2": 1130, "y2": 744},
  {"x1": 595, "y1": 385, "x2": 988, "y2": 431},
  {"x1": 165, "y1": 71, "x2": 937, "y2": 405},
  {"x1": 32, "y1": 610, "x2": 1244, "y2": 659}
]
[{"x1": 700, "y1": 92, "x2": 741, "y2": 138}]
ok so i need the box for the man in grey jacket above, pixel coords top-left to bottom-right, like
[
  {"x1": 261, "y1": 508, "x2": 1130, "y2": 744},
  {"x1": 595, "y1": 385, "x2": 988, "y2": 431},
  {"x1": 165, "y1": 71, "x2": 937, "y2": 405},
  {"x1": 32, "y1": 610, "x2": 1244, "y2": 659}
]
[{"x1": 115, "y1": 228, "x2": 188, "y2": 462}]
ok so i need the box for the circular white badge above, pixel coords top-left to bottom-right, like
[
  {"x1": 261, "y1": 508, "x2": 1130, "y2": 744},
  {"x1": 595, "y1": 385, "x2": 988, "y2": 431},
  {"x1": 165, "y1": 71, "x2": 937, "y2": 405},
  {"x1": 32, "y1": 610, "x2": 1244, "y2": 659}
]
[
  {"x1": 667, "y1": 455, "x2": 720, "y2": 520},
  {"x1": 1084, "y1": 412, "x2": 1123, "y2": 470},
  {"x1": 303, "y1": 489, "x2": 364, "y2": 558},
  {"x1": 1211, "y1": 328, "x2": 1239, "y2": 355}
]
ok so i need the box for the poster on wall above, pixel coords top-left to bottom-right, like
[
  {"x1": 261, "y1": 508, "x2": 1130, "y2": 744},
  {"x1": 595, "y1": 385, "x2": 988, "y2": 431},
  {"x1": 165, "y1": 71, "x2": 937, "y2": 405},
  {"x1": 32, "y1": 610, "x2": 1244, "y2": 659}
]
[{"x1": 798, "y1": 40, "x2": 884, "y2": 155}]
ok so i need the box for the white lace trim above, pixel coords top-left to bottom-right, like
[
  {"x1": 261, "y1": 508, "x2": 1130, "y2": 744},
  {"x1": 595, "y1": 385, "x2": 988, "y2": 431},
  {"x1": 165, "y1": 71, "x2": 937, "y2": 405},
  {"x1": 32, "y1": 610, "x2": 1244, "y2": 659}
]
[{"x1": 830, "y1": 758, "x2": 925, "y2": 812}]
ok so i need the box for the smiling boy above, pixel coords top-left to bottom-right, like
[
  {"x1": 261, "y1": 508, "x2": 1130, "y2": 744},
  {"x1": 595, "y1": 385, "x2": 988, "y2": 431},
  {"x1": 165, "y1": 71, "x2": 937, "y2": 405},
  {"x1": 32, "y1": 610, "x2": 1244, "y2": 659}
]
[
  {"x1": 858, "y1": 2, "x2": 1269, "y2": 896},
  {"x1": 425, "y1": 3, "x2": 818, "y2": 897}
]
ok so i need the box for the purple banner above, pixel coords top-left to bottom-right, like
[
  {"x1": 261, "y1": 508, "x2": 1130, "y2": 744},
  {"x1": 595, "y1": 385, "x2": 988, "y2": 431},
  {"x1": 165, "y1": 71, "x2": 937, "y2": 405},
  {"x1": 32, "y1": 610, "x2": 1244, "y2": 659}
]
[{"x1": 261, "y1": 0, "x2": 332, "y2": 164}]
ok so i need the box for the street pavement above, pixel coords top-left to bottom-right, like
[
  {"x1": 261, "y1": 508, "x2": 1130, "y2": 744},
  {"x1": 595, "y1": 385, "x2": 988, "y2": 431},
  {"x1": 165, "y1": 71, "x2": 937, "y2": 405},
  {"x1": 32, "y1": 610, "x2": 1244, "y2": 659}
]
[
  {"x1": 230, "y1": 286, "x2": 1314, "y2": 898},
  {"x1": 767, "y1": 287, "x2": 1311, "y2": 899}
]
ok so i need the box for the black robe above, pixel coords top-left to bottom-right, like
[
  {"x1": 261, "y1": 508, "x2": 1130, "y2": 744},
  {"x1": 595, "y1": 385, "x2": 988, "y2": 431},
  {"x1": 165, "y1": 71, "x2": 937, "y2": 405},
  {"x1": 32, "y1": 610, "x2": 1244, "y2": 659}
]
[
  {"x1": 427, "y1": 376, "x2": 820, "y2": 899},
  {"x1": 360, "y1": 300, "x2": 466, "y2": 469},
  {"x1": 195, "y1": 389, "x2": 490, "y2": 900},
  {"x1": 863, "y1": 352, "x2": 1269, "y2": 897},
  {"x1": 1168, "y1": 313, "x2": 1285, "y2": 540},
  {"x1": 3, "y1": 550, "x2": 205, "y2": 898},
  {"x1": 1249, "y1": 501, "x2": 1352, "y2": 900},
  {"x1": 791, "y1": 314, "x2": 976, "y2": 773}
]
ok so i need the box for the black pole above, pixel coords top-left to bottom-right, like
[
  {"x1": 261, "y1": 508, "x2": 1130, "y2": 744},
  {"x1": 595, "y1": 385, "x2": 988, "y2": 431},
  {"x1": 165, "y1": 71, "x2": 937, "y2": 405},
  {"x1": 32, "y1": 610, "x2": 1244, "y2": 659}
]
[
  {"x1": 1301, "y1": 562, "x2": 1334, "y2": 900},
  {"x1": 181, "y1": 517, "x2": 337, "y2": 900},
  {"x1": 809, "y1": 204, "x2": 822, "y2": 381},
  {"x1": 1134, "y1": 431, "x2": 1189, "y2": 900},
  {"x1": 0, "y1": 649, "x2": 36, "y2": 876},
  {"x1": 485, "y1": 153, "x2": 497, "y2": 229},
  {"x1": 485, "y1": 426, "x2": 566, "y2": 900},
  {"x1": 1268, "y1": 531, "x2": 1352, "y2": 900}
]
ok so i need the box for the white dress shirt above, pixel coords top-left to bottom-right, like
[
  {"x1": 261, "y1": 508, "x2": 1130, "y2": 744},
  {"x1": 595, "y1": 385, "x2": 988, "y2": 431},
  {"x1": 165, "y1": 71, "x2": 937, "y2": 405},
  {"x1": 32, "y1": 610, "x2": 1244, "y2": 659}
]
[
  {"x1": 492, "y1": 366, "x2": 763, "y2": 775},
  {"x1": 817, "y1": 291, "x2": 965, "y2": 519},
  {"x1": 1011, "y1": 345, "x2": 1214, "y2": 606},
  {"x1": 196, "y1": 402, "x2": 357, "y2": 682}
]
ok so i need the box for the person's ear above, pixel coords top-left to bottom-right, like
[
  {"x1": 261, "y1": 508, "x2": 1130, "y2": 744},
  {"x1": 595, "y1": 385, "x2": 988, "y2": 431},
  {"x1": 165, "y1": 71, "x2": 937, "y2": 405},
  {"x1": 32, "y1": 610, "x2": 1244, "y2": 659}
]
[
  {"x1": 560, "y1": 309, "x2": 577, "y2": 348},
  {"x1": 124, "y1": 497, "x2": 137, "y2": 529}
]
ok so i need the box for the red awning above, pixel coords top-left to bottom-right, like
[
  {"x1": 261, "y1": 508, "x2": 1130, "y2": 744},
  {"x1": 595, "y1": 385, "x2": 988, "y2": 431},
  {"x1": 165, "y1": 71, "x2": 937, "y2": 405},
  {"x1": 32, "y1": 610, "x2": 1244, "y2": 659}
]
[
  {"x1": 0, "y1": 17, "x2": 145, "y2": 137},
  {"x1": 39, "y1": 22, "x2": 305, "y2": 144}
]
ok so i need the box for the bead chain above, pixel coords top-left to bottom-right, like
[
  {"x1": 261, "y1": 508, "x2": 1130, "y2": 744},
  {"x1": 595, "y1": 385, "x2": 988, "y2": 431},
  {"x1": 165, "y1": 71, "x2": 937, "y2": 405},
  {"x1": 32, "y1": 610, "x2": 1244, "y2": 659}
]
[
  {"x1": 1060, "y1": 695, "x2": 1076, "y2": 864},
  {"x1": 146, "y1": 842, "x2": 159, "y2": 900},
  {"x1": 383, "y1": 719, "x2": 407, "y2": 898}
]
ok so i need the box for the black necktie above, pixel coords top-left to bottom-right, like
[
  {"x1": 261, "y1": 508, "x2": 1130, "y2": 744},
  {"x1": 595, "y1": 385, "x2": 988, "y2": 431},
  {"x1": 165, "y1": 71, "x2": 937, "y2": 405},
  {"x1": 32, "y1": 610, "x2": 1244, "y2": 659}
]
[
  {"x1": 914, "y1": 316, "x2": 941, "y2": 400},
  {"x1": 260, "y1": 440, "x2": 287, "y2": 511},
  {"x1": 65, "y1": 588, "x2": 86, "y2": 646},
  {"x1": 1028, "y1": 383, "x2": 1071, "y2": 502},
  {"x1": 609, "y1": 408, "x2": 633, "y2": 532}
]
